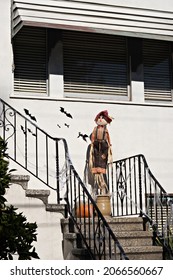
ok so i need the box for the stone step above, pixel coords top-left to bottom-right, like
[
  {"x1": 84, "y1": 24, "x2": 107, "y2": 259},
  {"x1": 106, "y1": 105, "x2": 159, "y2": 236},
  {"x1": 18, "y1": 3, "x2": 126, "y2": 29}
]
[
  {"x1": 10, "y1": 174, "x2": 30, "y2": 190},
  {"x1": 78, "y1": 218, "x2": 144, "y2": 234},
  {"x1": 69, "y1": 243, "x2": 162, "y2": 260},
  {"x1": 25, "y1": 189, "x2": 50, "y2": 205},
  {"x1": 46, "y1": 203, "x2": 67, "y2": 216},
  {"x1": 10, "y1": 174, "x2": 68, "y2": 217},
  {"x1": 61, "y1": 216, "x2": 144, "y2": 234},
  {"x1": 61, "y1": 217, "x2": 163, "y2": 260},
  {"x1": 105, "y1": 216, "x2": 144, "y2": 231},
  {"x1": 91, "y1": 245, "x2": 163, "y2": 260},
  {"x1": 122, "y1": 245, "x2": 163, "y2": 260},
  {"x1": 80, "y1": 230, "x2": 153, "y2": 247},
  {"x1": 112, "y1": 231, "x2": 153, "y2": 247}
]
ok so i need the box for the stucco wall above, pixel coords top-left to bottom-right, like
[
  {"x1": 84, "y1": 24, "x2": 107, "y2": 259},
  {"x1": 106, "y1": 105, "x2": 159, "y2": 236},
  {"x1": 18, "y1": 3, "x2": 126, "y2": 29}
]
[
  {"x1": 5, "y1": 184, "x2": 64, "y2": 260},
  {"x1": 1, "y1": 1, "x2": 173, "y2": 212}
]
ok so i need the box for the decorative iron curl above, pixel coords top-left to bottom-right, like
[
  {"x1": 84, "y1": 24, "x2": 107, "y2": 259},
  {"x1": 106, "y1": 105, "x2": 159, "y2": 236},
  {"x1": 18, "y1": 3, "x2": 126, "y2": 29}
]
[
  {"x1": 116, "y1": 161, "x2": 127, "y2": 201},
  {"x1": 0, "y1": 107, "x2": 15, "y2": 141}
]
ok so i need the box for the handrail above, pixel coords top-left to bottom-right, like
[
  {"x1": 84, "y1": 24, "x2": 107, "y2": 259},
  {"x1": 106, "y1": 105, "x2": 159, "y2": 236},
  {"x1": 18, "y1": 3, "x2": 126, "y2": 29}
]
[
  {"x1": 0, "y1": 98, "x2": 62, "y2": 201},
  {"x1": 0, "y1": 98, "x2": 128, "y2": 260},
  {"x1": 108, "y1": 154, "x2": 173, "y2": 258}
]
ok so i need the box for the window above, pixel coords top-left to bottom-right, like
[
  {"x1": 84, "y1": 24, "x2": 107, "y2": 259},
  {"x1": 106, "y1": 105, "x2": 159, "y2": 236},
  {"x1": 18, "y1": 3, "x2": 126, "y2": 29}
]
[
  {"x1": 13, "y1": 26, "x2": 48, "y2": 95},
  {"x1": 143, "y1": 39, "x2": 172, "y2": 102},
  {"x1": 13, "y1": 26, "x2": 173, "y2": 104},
  {"x1": 63, "y1": 31, "x2": 129, "y2": 100}
]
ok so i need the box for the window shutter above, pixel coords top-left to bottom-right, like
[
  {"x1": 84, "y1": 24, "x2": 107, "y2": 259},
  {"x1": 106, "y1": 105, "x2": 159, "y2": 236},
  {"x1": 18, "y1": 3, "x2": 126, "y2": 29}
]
[
  {"x1": 13, "y1": 26, "x2": 47, "y2": 95},
  {"x1": 143, "y1": 39, "x2": 172, "y2": 102},
  {"x1": 63, "y1": 31, "x2": 128, "y2": 99}
]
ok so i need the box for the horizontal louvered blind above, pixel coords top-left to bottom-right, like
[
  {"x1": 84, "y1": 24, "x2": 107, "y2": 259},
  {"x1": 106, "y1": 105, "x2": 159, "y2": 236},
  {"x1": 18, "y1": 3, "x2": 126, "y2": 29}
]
[
  {"x1": 63, "y1": 31, "x2": 128, "y2": 97},
  {"x1": 143, "y1": 39, "x2": 172, "y2": 102},
  {"x1": 13, "y1": 26, "x2": 47, "y2": 95}
]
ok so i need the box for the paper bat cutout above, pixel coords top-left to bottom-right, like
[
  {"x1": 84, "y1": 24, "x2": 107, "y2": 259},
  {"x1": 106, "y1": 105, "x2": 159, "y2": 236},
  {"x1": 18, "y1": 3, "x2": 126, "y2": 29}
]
[
  {"x1": 60, "y1": 107, "x2": 73, "y2": 119},
  {"x1": 24, "y1": 108, "x2": 37, "y2": 122},
  {"x1": 20, "y1": 125, "x2": 36, "y2": 136},
  {"x1": 28, "y1": 128, "x2": 36, "y2": 136},
  {"x1": 77, "y1": 132, "x2": 89, "y2": 142},
  {"x1": 20, "y1": 125, "x2": 26, "y2": 135},
  {"x1": 64, "y1": 123, "x2": 70, "y2": 128}
]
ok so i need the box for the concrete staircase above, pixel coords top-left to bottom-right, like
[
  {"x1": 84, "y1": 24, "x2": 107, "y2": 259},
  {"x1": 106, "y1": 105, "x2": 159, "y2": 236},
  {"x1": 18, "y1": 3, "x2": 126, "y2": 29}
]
[
  {"x1": 10, "y1": 175, "x2": 163, "y2": 260},
  {"x1": 61, "y1": 216, "x2": 163, "y2": 260},
  {"x1": 10, "y1": 175, "x2": 67, "y2": 216}
]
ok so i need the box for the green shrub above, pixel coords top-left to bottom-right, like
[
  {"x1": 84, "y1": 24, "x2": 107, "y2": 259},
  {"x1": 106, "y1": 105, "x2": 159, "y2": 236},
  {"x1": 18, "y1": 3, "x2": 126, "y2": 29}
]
[{"x1": 0, "y1": 137, "x2": 39, "y2": 259}]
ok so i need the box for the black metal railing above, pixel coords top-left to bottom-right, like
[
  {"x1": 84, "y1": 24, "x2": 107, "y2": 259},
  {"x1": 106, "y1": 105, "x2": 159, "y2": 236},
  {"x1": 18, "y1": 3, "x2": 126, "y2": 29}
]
[
  {"x1": 0, "y1": 98, "x2": 128, "y2": 260},
  {"x1": 1, "y1": 98, "x2": 173, "y2": 259},
  {"x1": 0, "y1": 98, "x2": 64, "y2": 203},
  {"x1": 108, "y1": 154, "x2": 173, "y2": 258}
]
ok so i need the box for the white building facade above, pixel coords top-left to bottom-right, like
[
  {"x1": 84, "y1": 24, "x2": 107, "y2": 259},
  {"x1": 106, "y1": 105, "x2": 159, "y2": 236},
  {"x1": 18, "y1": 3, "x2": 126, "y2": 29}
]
[{"x1": 0, "y1": 0, "x2": 173, "y2": 259}]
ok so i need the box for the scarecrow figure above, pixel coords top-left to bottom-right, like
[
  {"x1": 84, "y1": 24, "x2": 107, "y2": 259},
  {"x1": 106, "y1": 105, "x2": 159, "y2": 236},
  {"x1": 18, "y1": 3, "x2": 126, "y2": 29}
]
[{"x1": 88, "y1": 110, "x2": 113, "y2": 197}]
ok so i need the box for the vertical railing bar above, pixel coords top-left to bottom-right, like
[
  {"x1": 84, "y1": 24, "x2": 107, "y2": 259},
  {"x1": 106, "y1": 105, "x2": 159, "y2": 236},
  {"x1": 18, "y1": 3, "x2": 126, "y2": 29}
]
[
  {"x1": 55, "y1": 139, "x2": 60, "y2": 203},
  {"x1": 108, "y1": 232, "x2": 112, "y2": 259},
  {"x1": 160, "y1": 188, "x2": 164, "y2": 235},
  {"x1": 83, "y1": 189, "x2": 86, "y2": 239},
  {"x1": 87, "y1": 196, "x2": 91, "y2": 248},
  {"x1": 73, "y1": 172, "x2": 77, "y2": 219},
  {"x1": 165, "y1": 195, "x2": 169, "y2": 238},
  {"x1": 112, "y1": 163, "x2": 115, "y2": 216},
  {"x1": 116, "y1": 161, "x2": 119, "y2": 216},
  {"x1": 78, "y1": 180, "x2": 82, "y2": 230},
  {"x1": 35, "y1": 128, "x2": 38, "y2": 177},
  {"x1": 149, "y1": 174, "x2": 153, "y2": 220},
  {"x1": 154, "y1": 181, "x2": 158, "y2": 226},
  {"x1": 97, "y1": 218, "x2": 101, "y2": 259},
  {"x1": 143, "y1": 156, "x2": 148, "y2": 213},
  {"x1": 14, "y1": 111, "x2": 16, "y2": 160},
  {"x1": 25, "y1": 119, "x2": 27, "y2": 169},
  {"x1": 134, "y1": 157, "x2": 137, "y2": 213},
  {"x1": 114, "y1": 241, "x2": 117, "y2": 260},
  {"x1": 103, "y1": 224, "x2": 106, "y2": 260},
  {"x1": 93, "y1": 212, "x2": 96, "y2": 256},
  {"x1": 129, "y1": 158, "x2": 133, "y2": 214},
  {"x1": 124, "y1": 159, "x2": 128, "y2": 215},
  {"x1": 138, "y1": 155, "x2": 143, "y2": 216},
  {"x1": 46, "y1": 135, "x2": 49, "y2": 185},
  {"x1": 71, "y1": 168, "x2": 74, "y2": 218},
  {"x1": 3, "y1": 103, "x2": 5, "y2": 140}
]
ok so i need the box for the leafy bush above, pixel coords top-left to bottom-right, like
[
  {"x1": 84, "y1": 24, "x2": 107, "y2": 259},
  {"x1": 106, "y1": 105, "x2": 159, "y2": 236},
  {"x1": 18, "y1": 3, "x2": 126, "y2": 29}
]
[{"x1": 0, "y1": 137, "x2": 39, "y2": 259}]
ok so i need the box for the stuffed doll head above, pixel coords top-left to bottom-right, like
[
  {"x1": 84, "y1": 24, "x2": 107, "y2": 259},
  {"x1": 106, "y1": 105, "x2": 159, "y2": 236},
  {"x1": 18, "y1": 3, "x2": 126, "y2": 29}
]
[{"x1": 94, "y1": 110, "x2": 112, "y2": 126}]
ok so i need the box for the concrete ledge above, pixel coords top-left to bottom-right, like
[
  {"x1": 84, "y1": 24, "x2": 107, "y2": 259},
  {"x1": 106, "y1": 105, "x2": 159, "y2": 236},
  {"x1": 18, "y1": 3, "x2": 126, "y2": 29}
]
[
  {"x1": 26, "y1": 189, "x2": 50, "y2": 205},
  {"x1": 10, "y1": 174, "x2": 30, "y2": 190},
  {"x1": 46, "y1": 204, "x2": 67, "y2": 216}
]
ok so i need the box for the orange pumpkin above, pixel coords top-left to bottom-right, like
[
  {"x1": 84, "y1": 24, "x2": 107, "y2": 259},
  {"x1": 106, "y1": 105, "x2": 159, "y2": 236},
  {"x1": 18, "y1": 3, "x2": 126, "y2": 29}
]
[{"x1": 76, "y1": 203, "x2": 93, "y2": 218}]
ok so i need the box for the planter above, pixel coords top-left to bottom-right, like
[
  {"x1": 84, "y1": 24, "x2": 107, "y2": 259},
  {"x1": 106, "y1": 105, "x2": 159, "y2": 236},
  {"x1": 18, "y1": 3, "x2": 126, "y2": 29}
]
[{"x1": 96, "y1": 194, "x2": 111, "y2": 216}]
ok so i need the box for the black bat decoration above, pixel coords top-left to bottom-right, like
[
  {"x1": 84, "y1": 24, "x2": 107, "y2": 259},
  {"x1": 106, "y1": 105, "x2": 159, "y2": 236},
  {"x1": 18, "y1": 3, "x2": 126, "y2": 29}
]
[
  {"x1": 28, "y1": 128, "x2": 36, "y2": 137},
  {"x1": 77, "y1": 132, "x2": 89, "y2": 142},
  {"x1": 64, "y1": 123, "x2": 70, "y2": 128},
  {"x1": 60, "y1": 107, "x2": 73, "y2": 119},
  {"x1": 20, "y1": 125, "x2": 26, "y2": 135},
  {"x1": 20, "y1": 126, "x2": 36, "y2": 136},
  {"x1": 24, "y1": 108, "x2": 37, "y2": 122}
]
